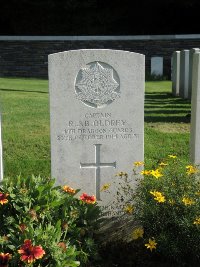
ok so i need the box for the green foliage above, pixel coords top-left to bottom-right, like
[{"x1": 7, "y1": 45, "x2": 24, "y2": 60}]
[
  {"x1": 0, "y1": 175, "x2": 101, "y2": 266},
  {"x1": 116, "y1": 158, "x2": 200, "y2": 266}
]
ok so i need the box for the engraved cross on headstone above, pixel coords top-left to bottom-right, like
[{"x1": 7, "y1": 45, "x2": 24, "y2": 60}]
[{"x1": 80, "y1": 144, "x2": 116, "y2": 200}]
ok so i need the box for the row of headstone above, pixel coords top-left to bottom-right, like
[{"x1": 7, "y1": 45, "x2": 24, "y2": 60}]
[
  {"x1": 172, "y1": 48, "x2": 200, "y2": 99},
  {"x1": 171, "y1": 48, "x2": 200, "y2": 165},
  {"x1": 1, "y1": 47, "x2": 199, "y2": 213}
]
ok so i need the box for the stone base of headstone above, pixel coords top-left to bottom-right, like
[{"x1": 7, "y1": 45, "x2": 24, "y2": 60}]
[{"x1": 96, "y1": 215, "x2": 139, "y2": 246}]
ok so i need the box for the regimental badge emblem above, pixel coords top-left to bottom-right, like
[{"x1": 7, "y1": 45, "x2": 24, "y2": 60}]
[{"x1": 75, "y1": 61, "x2": 120, "y2": 108}]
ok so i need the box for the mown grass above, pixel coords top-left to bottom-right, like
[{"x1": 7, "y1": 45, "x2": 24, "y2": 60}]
[
  {"x1": 0, "y1": 78, "x2": 50, "y2": 177},
  {"x1": 0, "y1": 78, "x2": 191, "y2": 177},
  {"x1": 144, "y1": 81, "x2": 191, "y2": 168}
]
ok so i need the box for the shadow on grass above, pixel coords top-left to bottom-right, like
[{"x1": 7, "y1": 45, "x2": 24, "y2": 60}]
[
  {"x1": 145, "y1": 92, "x2": 191, "y2": 123},
  {"x1": 0, "y1": 88, "x2": 48, "y2": 94}
]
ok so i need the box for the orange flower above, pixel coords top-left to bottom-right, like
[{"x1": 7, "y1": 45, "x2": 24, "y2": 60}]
[
  {"x1": 0, "y1": 193, "x2": 9, "y2": 205},
  {"x1": 28, "y1": 209, "x2": 38, "y2": 221},
  {"x1": 18, "y1": 239, "x2": 45, "y2": 264},
  {"x1": 80, "y1": 193, "x2": 96, "y2": 204},
  {"x1": 19, "y1": 223, "x2": 27, "y2": 233},
  {"x1": 62, "y1": 221, "x2": 68, "y2": 230},
  {"x1": 63, "y1": 185, "x2": 76, "y2": 194},
  {"x1": 58, "y1": 242, "x2": 67, "y2": 252},
  {"x1": 0, "y1": 253, "x2": 12, "y2": 267}
]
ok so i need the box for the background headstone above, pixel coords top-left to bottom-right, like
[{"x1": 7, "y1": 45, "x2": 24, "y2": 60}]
[
  {"x1": 172, "y1": 51, "x2": 180, "y2": 96},
  {"x1": 190, "y1": 52, "x2": 200, "y2": 165},
  {"x1": 0, "y1": 114, "x2": 3, "y2": 181},
  {"x1": 151, "y1": 56, "x2": 163, "y2": 76},
  {"x1": 179, "y1": 50, "x2": 190, "y2": 99},
  {"x1": 49, "y1": 49, "x2": 145, "y2": 209},
  {"x1": 189, "y1": 48, "x2": 200, "y2": 100}
]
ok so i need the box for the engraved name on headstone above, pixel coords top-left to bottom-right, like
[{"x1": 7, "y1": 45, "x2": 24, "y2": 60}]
[{"x1": 49, "y1": 49, "x2": 144, "y2": 207}]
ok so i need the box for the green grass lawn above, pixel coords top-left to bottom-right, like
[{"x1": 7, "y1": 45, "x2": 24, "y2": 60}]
[
  {"x1": 0, "y1": 78, "x2": 50, "y2": 177},
  {"x1": 0, "y1": 78, "x2": 191, "y2": 177},
  {"x1": 144, "y1": 81, "x2": 191, "y2": 168}
]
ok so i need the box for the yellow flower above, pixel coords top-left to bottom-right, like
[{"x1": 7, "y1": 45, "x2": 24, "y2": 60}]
[
  {"x1": 182, "y1": 197, "x2": 195, "y2": 206},
  {"x1": 145, "y1": 238, "x2": 157, "y2": 252},
  {"x1": 168, "y1": 199, "x2": 175, "y2": 205},
  {"x1": 159, "y1": 162, "x2": 168, "y2": 167},
  {"x1": 193, "y1": 217, "x2": 200, "y2": 225},
  {"x1": 134, "y1": 161, "x2": 144, "y2": 167},
  {"x1": 124, "y1": 204, "x2": 134, "y2": 214},
  {"x1": 116, "y1": 171, "x2": 128, "y2": 177},
  {"x1": 132, "y1": 227, "x2": 144, "y2": 240},
  {"x1": 150, "y1": 191, "x2": 166, "y2": 203},
  {"x1": 151, "y1": 169, "x2": 163, "y2": 179},
  {"x1": 100, "y1": 183, "x2": 111, "y2": 191},
  {"x1": 168, "y1": 155, "x2": 177, "y2": 159},
  {"x1": 186, "y1": 165, "x2": 198, "y2": 175},
  {"x1": 140, "y1": 170, "x2": 151, "y2": 176}
]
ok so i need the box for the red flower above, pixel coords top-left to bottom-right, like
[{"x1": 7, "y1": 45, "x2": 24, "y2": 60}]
[
  {"x1": 0, "y1": 253, "x2": 11, "y2": 267},
  {"x1": 18, "y1": 239, "x2": 45, "y2": 264},
  {"x1": 80, "y1": 193, "x2": 96, "y2": 204},
  {"x1": 0, "y1": 193, "x2": 9, "y2": 205}
]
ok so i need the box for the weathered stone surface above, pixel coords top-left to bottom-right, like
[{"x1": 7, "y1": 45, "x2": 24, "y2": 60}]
[
  {"x1": 179, "y1": 50, "x2": 190, "y2": 99},
  {"x1": 49, "y1": 49, "x2": 144, "y2": 208},
  {"x1": 190, "y1": 52, "x2": 200, "y2": 165},
  {"x1": 172, "y1": 51, "x2": 180, "y2": 96},
  {"x1": 189, "y1": 48, "x2": 200, "y2": 99}
]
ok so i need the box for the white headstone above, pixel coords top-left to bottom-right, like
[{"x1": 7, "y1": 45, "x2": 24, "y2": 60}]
[
  {"x1": 49, "y1": 49, "x2": 144, "y2": 208},
  {"x1": 179, "y1": 50, "x2": 189, "y2": 99},
  {"x1": 172, "y1": 51, "x2": 180, "y2": 96},
  {"x1": 190, "y1": 52, "x2": 200, "y2": 165},
  {"x1": 0, "y1": 114, "x2": 3, "y2": 181},
  {"x1": 151, "y1": 56, "x2": 163, "y2": 76},
  {"x1": 189, "y1": 48, "x2": 200, "y2": 99}
]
